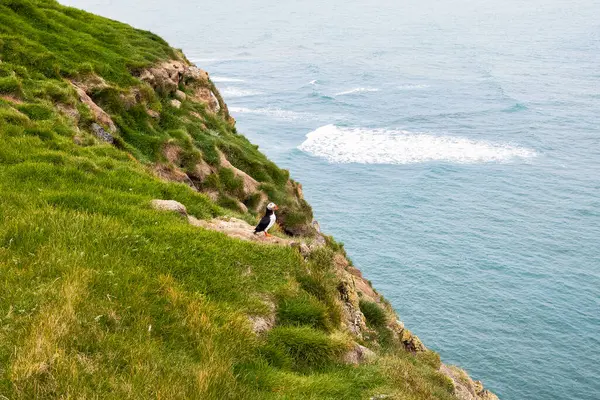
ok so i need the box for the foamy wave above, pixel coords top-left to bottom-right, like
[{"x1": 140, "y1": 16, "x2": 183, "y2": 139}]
[
  {"x1": 398, "y1": 84, "x2": 430, "y2": 90},
  {"x1": 309, "y1": 80, "x2": 318, "y2": 85},
  {"x1": 335, "y1": 87, "x2": 379, "y2": 96},
  {"x1": 212, "y1": 76, "x2": 245, "y2": 83},
  {"x1": 191, "y1": 58, "x2": 220, "y2": 63},
  {"x1": 221, "y1": 87, "x2": 262, "y2": 98},
  {"x1": 298, "y1": 125, "x2": 537, "y2": 164},
  {"x1": 229, "y1": 107, "x2": 305, "y2": 121}
]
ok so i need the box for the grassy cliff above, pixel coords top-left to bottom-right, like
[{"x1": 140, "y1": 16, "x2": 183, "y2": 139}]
[{"x1": 0, "y1": 1, "x2": 495, "y2": 399}]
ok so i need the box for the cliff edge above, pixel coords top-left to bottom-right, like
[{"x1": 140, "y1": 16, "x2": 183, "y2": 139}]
[{"x1": 0, "y1": 1, "x2": 497, "y2": 399}]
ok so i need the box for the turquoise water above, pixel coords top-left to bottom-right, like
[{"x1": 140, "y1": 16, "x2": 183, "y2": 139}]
[{"x1": 63, "y1": 1, "x2": 600, "y2": 398}]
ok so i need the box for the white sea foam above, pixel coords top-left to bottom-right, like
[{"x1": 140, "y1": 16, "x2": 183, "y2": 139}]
[
  {"x1": 309, "y1": 79, "x2": 318, "y2": 85},
  {"x1": 221, "y1": 87, "x2": 262, "y2": 98},
  {"x1": 191, "y1": 58, "x2": 220, "y2": 63},
  {"x1": 229, "y1": 107, "x2": 305, "y2": 121},
  {"x1": 397, "y1": 84, "x2": 430, "y2": 90},
  {"x1": 298, "y1": 125, "x2": 537, "y2": 164},
  {"x1": 211, "y1": 76, "x2": 245, "y2": 83},
  {"x1": 335, "y1": 87, "x2": 380, "y2": 96}
]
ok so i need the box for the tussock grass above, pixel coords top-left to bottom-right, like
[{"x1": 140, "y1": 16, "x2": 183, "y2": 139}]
[
  {"x1": 277, "y1": 294, "x2": 331, "y2": 331},
  {"x1": 264, "y1": 327, "x2": 350, "y2": 370},
  {"x1": 360, "y1": 299, "x2": 389, "y2": 328}
]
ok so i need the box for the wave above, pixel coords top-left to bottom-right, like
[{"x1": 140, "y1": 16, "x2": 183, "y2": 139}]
[
  {"x1": 335, "y1": 87, "x2": 379, "y2": 96},
  {"x1": 397, "y1": 84, "x2": 430, "y2": 90},
  {"x1": 298, "y1": 125, "x2": 538, "y2": 164},
  {"x1": 309, "y1": 80, "x2": 318, "y2": 85},
  {"x1": 211, "y1": 76, "x2": 245, "y2": 83},
  {"x1": 229, "y1": 107, "x2": 306, "y2": 121},
  {"x1": 191, "y1": 58, "x2": 221, "y2": 63},
  {"x1": 221, "y1": 87, "x2": 262, "y2": 98}
]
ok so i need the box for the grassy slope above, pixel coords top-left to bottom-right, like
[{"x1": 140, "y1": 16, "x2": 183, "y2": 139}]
[{"x1": 0, "y1": 1, "x2": 457, "y2": 399}]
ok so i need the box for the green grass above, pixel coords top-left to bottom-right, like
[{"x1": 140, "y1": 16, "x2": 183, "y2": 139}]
[
  {"x1": 0, "y1": 133, "x2": 456, "y2": 399},
  {"x1": 0, "y1": 0, "x2": 314, "y2": 231},
  {"x1": 360, "y1": 300, "x2": 388, "y2": 328},
  {"x1": 0, "y1": 1, "x2": 459, "y2": 399},
  {"x1": 264, "y1": 327, "x2": 350, "y2": 370},
  {"x1": 277, "y1": 294, "x2": 331, "y2": 331}
]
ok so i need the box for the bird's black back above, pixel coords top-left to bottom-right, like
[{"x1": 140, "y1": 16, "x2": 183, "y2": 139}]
[{"x1": 254, "y1": 209, "x2": 273, "y2": 232}]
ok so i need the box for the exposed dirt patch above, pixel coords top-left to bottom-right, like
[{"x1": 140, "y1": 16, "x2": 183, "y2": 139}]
[
  {"x1": 70, "y1": 82, "x2": 116, "y2": 132},
  {"x1": 218, "y1": 150, "x2": 260, "y2": 196},
  {"x1": 188, "y1": 215, "x2": 291, "y2": 245},
  {"x1": 0, "y1": 94, "x2": 23, "y2": 104}
]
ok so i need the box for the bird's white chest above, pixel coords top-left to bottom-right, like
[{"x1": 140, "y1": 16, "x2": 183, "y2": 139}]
[{"x1": 266, "y1": 213, "x2": 276, "y2": 231}]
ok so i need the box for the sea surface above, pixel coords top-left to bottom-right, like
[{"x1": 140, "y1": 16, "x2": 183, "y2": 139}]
[{"x1": 61, "y1": 1, "x2": 600, "y2": 398}]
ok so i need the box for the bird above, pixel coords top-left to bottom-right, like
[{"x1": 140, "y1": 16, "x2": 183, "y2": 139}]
[{"x1": 254, "y1": 202, "x2": 278, "y2": 237}]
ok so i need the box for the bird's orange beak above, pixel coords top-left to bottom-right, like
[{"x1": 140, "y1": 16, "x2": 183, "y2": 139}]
[{"x1": 274, "y1": 205, "x2": 279, "y2": 210}]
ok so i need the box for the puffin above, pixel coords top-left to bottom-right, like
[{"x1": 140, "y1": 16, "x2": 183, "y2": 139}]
[{"x1": 254, "y1": 202, "x2": 278, "y2": 237}]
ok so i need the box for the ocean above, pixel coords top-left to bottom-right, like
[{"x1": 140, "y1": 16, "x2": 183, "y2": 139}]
[{"x1": 60, "y1": 1, "x2": 600, "y2": 398}]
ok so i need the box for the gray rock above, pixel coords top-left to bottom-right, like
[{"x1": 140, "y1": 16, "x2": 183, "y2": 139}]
[
  {"x1": 248, "y1": 315, "x2": 274, "y2": 335},
  {"x1": 289, "y1": 241, "x2": 312, "y2": 258},
  {"x1": 175, "y1": 90, "x2": 187, "y2": 101},
  {"x1": 91, "y1": 123, "x2": 114, "y2": 143},
  {"x1": 312, "y1": 219, "x2": 322, "y2": 233},
  {"x1": 170, "y1": 99, "x2": 182, "y2": 109},
  {"x1": 248, "y1": 298, "x2": 276, "y2": 334},
  {"x1": 343, "y1": 343, "x2": 376, "y2": 365},
  {"x1": 150, "y1": 199, "x2": 187, "y2": 216}
]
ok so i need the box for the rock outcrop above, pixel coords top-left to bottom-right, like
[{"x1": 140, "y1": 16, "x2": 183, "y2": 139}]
[
  {"x1": 440, "y1": 364, "x2": 500, "y2": 400},
  {"x1": 343, "y1": 343, "x2": 376, "y2": 365},
  {"x1": 187, "y1": 215, "x2": 292, "y2": 245},
  {"x1": 90, "y1": 123, "x2": 114, "y2": 143},
  {"x1": 138, "y1": 60, "x2": 223, "y2": 115},
  {"x1": 70, "y1": 81, "x2": 116, "y2": 133},
  {"x1": 217, "y1": 150, "x2": 261, "y2": 196},
  {"x1": 150, "y1": 199, "x2": 188, "y2": 215}
]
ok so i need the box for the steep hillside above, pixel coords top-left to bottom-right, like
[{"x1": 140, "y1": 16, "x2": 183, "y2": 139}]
[{"x1": 0, "y1": 1, "x2": 496, "y2": 399}]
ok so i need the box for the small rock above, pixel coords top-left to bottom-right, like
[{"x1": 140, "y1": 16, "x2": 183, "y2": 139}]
[
  {"x1": 91, "y1": 123, "x2": 114, "y2": 143},
  {"x1": 343, "y1": 343, "x2": 376, "y2": 365},
  {"x1": 175, "y1": 90, "x2": 187, "y2": 101},
  {"x1": 299, "y1": 243, "x2": 311, "y2": 258},
  {"x1": 147, "y1": 109, "x2": 160, "y2": 118},
  {"x1": 191, "y1": 87, "x2": 220, "y2": 113},
  {"x1": 248, "y1": 315, "x2": 274, "y2": 335},
  {"x1": 185, "y1": 66, "x2": 210, "y2": 82},
  {"x1": 312, "y1": 220, "x2": 321, "y2": 233},
  {"x1": 248, "y1": 298, "x2": 276, "y2": 334},
  {"x1": 237, "y1": 201, "x2": 249, "y2": 214},
  {"x1": 290, "y1": 242, "x2": 312, "y2": 258},
  {"x1": 170, "y1": 99, "x2": 182, "y2": 109},
  {"x1": 150, "y1": 199, "x2": 187, "y2": 216}
]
